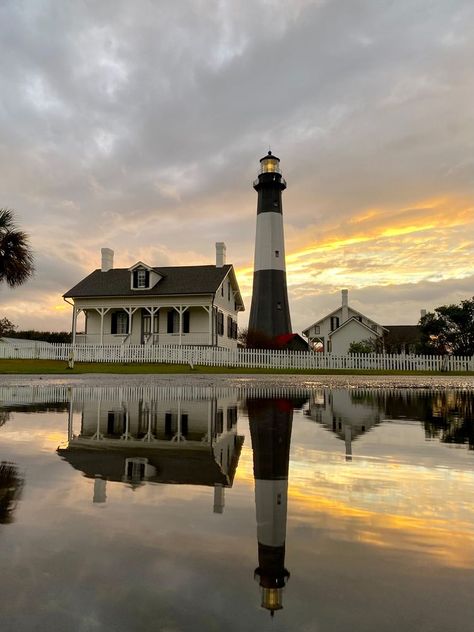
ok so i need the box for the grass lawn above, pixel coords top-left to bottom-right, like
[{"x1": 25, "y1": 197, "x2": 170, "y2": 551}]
[{"x1": 0, "y1": 359, "x2": 473, "y2": 376}]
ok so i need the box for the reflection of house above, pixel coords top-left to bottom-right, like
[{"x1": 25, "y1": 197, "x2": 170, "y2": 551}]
[
  {"x1": 63, "y1": 243, "x2": 244, "y2": 348},
  {"x1": 302, "y1": 290, "x2": 386, "y2": 353},
  {"x1": 57, "y1": 389, "x2": 244, "y2": 513},
  {"x1": 307, "y1": 389, "x2": 381, "y2": 460}
]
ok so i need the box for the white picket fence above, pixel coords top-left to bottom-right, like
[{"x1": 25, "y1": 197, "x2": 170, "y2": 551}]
[{"x1": 0, "y1": 342, "x2": 473, "y2": 372}]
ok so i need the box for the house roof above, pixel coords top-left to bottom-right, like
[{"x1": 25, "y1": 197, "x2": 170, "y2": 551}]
[
  {"x1": 57, "y1": 438, "x2": 244, "y2": 488},
  {"x1": 303, "y1": 306, "x2": 387, "y2": 335},
  {"x1": 64, "y1": 264, "x2": 244, "y2": 309},
  {"x1": 383, "y1": 325, "x2": 421, "y2": 342},
  {"x1": 328, "y1": 316, "x2": 383, "y2": 338}
]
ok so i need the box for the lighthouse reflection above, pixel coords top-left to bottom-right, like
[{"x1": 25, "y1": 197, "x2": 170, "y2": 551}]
[
  {"x1": 57, "y1": 386, "x2": 244, "y2": 513},
  {"x1": 247, "y1": 395, "x2": 308, "y2": 617}
]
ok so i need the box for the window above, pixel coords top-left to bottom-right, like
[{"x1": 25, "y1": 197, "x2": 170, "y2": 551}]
[
  {"x1": 183, "y1": 310, "x2": 190, "y2": 333},
  {"x1": 330, "y1": 316, "x2": 340, "y2": 332},
  {"x1": 227, "y1": 315, "x2": 233, "y2": 338},
  {"x1": 227, "y1": 406, "x2": 238, "y2": 426},
  {"x1": 217, "y1": 311, "x2": 224, "y2": 336},
  {"x1": 232, "y1": 321, "x2": 238, "y2": 340},
  {"x1": 216, "y1": 409, "x2": 223, "y2": 434},
  {"x1": 314, "y1": 325, "x2": 320, "y2": 335},
  {"x1": 277, "y1": 302, "x2": 282, "y2": 310},
  {"x1": 221, "y1": 284, "x2": 224, "y2": 297},
  {"x1": 107, "y1": 411, "x2": 124, "y2": 436},
  {"x1": 111, "y1": 311, "x2": 129, "y2": 334},
  {"x1": 133, "y1": 269, "x2": 149, "y2": 289},
  {"x1": 167, "y1": 309, "x2": 178, "y2": 334}
]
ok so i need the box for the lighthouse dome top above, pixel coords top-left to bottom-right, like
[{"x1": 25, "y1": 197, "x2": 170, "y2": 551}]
[{"x1": 259, "y1": 150, "x2": 281, "y2": 174}]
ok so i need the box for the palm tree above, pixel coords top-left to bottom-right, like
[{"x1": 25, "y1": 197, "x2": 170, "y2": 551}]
[{"x1": 0, "y1": 208, "x2": 34, "y2": 287}]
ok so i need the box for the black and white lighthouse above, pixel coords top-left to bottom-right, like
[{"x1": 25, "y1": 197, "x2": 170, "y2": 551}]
[
  {"x1": 248, "y1": 396, "x2": 293, "y2": 616},
  {"x1": 249, "y1": 152, "x2": 292, "y2": 338}
]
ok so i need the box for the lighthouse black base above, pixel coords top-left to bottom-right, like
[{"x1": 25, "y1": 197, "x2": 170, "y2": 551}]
[{"x1": 249, "y1": 269, "x2": 292, "y2": 338}]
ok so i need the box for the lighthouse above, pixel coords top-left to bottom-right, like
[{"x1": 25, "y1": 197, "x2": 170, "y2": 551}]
[
  {"x1": 249, "y1": 151, "x2": 292, "y2": 338},
  {"x1": 247, "y1": 396, "x2": 293, "y2": 616}
]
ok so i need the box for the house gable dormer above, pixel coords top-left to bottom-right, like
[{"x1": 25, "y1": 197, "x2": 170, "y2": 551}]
[{"x1": 128, "y1": 262, "x2": 162, "y2": 290}]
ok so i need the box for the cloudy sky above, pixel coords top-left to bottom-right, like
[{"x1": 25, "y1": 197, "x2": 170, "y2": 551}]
[{"x1": 0, "y1": 0, "x2": 473, "y2": 333}]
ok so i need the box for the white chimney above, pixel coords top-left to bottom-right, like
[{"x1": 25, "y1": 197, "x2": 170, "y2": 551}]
[
  {"x1": 101, "y1": 248, "x2": 114, "y2": 272},
  {"x1": 215, "y1": 242, "x2": 226, "y2": 268},
  {"x1": 213, "y1": 484, "x2": 225, "y2": 514},
  {"x1": 341, "y1": 289, "x2": 349, "y2": 322},
  {"x1": 420, "y1": 309, "x2": 427, "y2": 318},
  {"x1": 93, "y1": 476, "x2": 107, "y2": 503}
]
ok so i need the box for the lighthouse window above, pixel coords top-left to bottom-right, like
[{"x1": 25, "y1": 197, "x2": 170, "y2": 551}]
[
  {"x1": 275, "y1": 250, "x2": 280, "y2": 258},
  {"x1": 277, "y1": 302, "x2": 282, "y2": 310}
]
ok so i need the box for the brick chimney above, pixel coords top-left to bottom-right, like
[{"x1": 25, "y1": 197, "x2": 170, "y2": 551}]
[{"x1": 101, "y1": 248, "x2": 114, "y2": 272}]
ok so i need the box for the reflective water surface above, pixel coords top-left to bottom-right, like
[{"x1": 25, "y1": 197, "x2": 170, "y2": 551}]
[{"x1": 1, "y1": 383, "x2": 473, "y2": 631}]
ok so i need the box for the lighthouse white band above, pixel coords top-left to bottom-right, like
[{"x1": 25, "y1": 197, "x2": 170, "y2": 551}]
[
  {"x1": 254, "y1": 212, "x2": 286, "y2": 272},
  {"x1": 255, "y1": 479, "x2": 288, "y2": 547}
]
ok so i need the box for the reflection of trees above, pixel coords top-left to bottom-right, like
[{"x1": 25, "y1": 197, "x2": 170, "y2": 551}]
[
  {"x1": 0, "y1": 410, "x2": 10, "y2": 427},
  {"x1": 423, "y1": 392, "x2": 474, "y2": 450},
  {"x1": 0, "y1": 462, "x2": 24, "y2": 524},
  {"x1": 351, "y1": 390, "x2": 474, "y2": 450}
]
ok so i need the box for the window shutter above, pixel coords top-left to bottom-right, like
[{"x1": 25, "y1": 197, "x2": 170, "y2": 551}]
[
  {"x1": 183, "y1": 310, "x2": 190, "y2": 333},
  {"x1": 133, "y1": 270, "x2": 138, "y2": 288},
  {"x1": 145, "y1": 270, "x2": 150, "y2": 287},
  {"x1": 111, "y1": 312, "x2": 118, "y2": 334},
  {"x1": 167, "y1": 309, "x2": 175, "y2": 333},
  {"x1": 217, "y1": 311, "x2": 224, "y2": 336},
  {"x1": 227, "y1": 315, "x2": 232, "y2": 338}
]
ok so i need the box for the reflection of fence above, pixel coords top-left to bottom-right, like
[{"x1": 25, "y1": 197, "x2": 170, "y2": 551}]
[{"x1": 0, "y1": 342, "x2": 473, "y2": 371}]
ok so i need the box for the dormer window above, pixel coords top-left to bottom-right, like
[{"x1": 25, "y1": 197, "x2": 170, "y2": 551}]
[
  {"x1": 129, "y1": 262, "x2": 161, "y2": 290},
  {"x1": 132, "y1": 268, "x2": 150, "y2": 289}
]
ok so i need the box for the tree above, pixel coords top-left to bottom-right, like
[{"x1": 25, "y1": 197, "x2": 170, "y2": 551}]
[
  {"x1": 0, "y1": 317, "x2": 16, "y2": 336},
  {"x1": 348, "y1": 337, "x2": 383, "y2": 354},
  {"x1": 419, "y1": 297, "x2": 474, "y2": 356},
  {"x1": 0, "y1": 208, "x2": 34, "y2": 287}
]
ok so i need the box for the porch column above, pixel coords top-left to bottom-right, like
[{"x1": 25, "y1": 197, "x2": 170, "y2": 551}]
[
  {"x1": 100, "y1": 309, "x2": 104, "y2": 345},
  {"x1": 67, "y1": 392, "x2": 74, "y2": 441},
  {"x1": 71, "y1": 306, "x2": 78, "y2": 345},
  {"x1": 203, "y1": 305, "x2": 212, "y2": 346},
  {"x1": 123, "y1": 307, "x2": 139, "y2": 342},
  {"x1": 95, "y1": 308, "x2": 111, "y2": 345},
  {"x1": 178, "y1": 307, "x2": 183, "y2": 346}
]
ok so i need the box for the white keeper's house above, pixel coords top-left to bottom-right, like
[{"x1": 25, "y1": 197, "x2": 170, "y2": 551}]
[
  {"x1": 63, "y1": 243, "x2": 244, "y2": 348},
  {"x1": 302, "y1": 289, "x2": 387, "y2": 353}
]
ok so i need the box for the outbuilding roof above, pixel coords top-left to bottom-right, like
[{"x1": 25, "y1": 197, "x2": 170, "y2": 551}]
[{"x1": 64, "y1": 264, "x2": 244, "y2": 309}]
